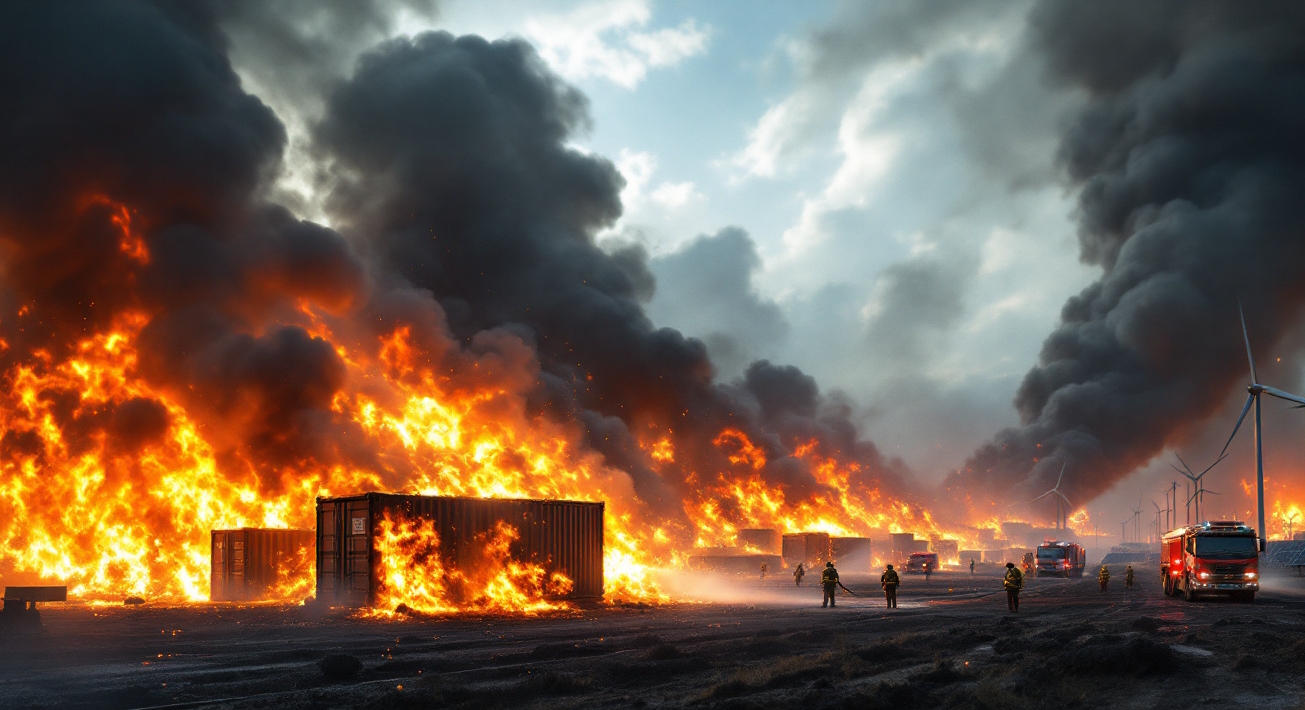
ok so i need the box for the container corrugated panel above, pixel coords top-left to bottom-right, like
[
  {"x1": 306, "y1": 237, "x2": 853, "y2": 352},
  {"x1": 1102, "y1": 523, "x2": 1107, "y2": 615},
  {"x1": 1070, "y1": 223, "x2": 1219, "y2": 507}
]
[
  {"x1": 315, "y1": 493, "x2": 604, "y2": 607},
  {"x1": 210, "y1": 528, "x2": 314, "y2": 602},
  {"x1": 830, "y1": 537, "x2": 872, "y2": 573},
  {"x1": 781, "y1": 532, "x2": 831, "y2": 568}
]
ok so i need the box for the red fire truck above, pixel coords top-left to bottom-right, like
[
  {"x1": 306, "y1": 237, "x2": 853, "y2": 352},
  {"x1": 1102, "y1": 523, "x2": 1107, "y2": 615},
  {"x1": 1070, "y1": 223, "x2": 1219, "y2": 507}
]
[
  {"x1": 1160, "y1": 521, "x2": 1259, "y2": 602},
  {"x1": 906, "y1": 551, "x2": 939, "y2": 573},
  {"x1": 1035, "y1": 541, "x2": 1086, "y2": 577}
]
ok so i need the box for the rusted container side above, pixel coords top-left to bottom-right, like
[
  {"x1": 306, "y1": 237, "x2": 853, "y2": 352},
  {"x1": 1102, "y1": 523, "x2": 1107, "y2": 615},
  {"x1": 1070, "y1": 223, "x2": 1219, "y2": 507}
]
[
  {"x1": 210, "y1": 528, "x2": 314, "y2": 602},
  {"x1": 315, "y1": 493, "x2": 604, "y2": 607},
  {"x1": 781, "y1": 532, "x2": 831, "y2": 569},
  {"x1": 830, "y1": 537, "x2": 872, "y2": 573}
]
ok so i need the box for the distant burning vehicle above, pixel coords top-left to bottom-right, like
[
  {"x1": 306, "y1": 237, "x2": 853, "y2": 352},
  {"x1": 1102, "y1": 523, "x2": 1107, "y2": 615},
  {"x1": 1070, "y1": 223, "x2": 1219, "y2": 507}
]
[
  {"x1": 1161, "y1": 521, "x2": 1259, "y2": 602},
  {"x1": 1035, "y1": 541, "x2": 1086, "y2": 577},
  {"x1": 315, "y1": 493, "x2": 603, "y2": 613},
  {"x1": 905, "y1": 551, "x2": 938, "y2": 574}
]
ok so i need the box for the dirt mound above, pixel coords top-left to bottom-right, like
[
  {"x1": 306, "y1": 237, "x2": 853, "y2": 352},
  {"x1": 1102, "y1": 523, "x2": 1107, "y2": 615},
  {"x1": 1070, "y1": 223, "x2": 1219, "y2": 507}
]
[
  {"x1": 1062, "y1": 636, "x2": 1177, "y2": 676},
  {"x1": 318, "y1": 654, "x2": 363, "y2": 680}
]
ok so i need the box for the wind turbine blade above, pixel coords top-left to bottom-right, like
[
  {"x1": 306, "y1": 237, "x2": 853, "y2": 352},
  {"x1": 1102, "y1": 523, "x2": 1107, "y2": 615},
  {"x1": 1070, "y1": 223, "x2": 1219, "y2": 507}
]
[
  {"x1": 1153, "y1": 501, "x2": 1161, "y2": 512},
  {"x1": 1196, "y1": 452, "x2": 1229, "y2": 479},
  {"x1": 1056, "y1": 492, "x2": 1073, "y2": 508},
  {"x1": 1240, "y1": 300, "x2": 1258, "y2": 383},
  {"x1": 1055, "y1": 461, "x2": 1066, "y2": 489},
  {"x1": 1031, "y1": 490, "x2": 1055, "y2": 503},
  {"x1": 1261, "y1": 385, "x2": 1305, "y2": 408},
  {"x1": 1218, "y1": 393, "x2": 1255, "y2": 459},
  {"x1": 1174, "y1": 452, "x2": 1199, "y2": 478},
  {"x1": 1169, "y1": 463, "x2": 1198, "y2": 482},
  {"x1": 1203, "y1": 489, "x2": 1220, "y2": 496}
]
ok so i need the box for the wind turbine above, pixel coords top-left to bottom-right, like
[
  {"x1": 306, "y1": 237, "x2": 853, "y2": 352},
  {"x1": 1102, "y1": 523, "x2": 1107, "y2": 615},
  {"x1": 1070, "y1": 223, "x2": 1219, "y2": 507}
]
[
  {"x1": 1286, "y1": 512, "x2": 1300, "y2": 540},
  {"x1": 1031, "y1": 462, "x2": 1073, "y2": 530},
  {"x1": 1120, "y1": 519, "x2": 1129, "y2": 544},
  {"x1": 1130, "y1": 497, "x2": 1144, "y2": 543},
  {"x1": 1152, "y1": 501, "x2": 1163, "y2": 543},
  {"x1": 1218, "y1": 304, "x2": 1305, "y2": 551},
  {"x1": 1170, "y1": 454, "x2": 1226, "y2": 524}
]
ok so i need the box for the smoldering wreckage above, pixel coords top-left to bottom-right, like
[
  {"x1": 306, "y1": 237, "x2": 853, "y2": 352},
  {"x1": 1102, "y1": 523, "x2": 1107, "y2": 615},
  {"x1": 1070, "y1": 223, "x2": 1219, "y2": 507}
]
[{"x1": 6, "y1": 1, "x2": 1305, "y2": 708}]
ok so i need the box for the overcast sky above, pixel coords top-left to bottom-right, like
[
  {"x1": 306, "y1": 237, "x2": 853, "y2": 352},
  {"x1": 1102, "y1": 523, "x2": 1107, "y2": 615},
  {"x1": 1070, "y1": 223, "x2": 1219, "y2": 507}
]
[{"x1": 214, "y1": 0, "x2": 1305, "y2": 533}]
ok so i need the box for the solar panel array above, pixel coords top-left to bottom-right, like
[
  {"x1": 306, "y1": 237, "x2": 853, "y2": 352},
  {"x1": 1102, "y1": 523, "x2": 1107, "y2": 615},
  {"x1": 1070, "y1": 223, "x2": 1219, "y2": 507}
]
[{"x1": 1263, "y1": 540, "x2": 1305, "y2": 568}]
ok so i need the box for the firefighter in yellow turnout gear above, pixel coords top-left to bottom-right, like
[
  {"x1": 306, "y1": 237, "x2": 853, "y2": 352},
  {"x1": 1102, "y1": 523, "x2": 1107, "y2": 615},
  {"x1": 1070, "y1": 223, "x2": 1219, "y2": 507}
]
[
  {"x1": 1124, "y1": 564, "x2": 1134, "y2": 589},
  {"x1": 820, "y1": 562, "x2": 840, "y2": 608},
  {"x1": 1004, "y1": 562, "x2": 1023, "y2": 612},
  {"x1": 1098, "y1": 565, "x2": 1110, "y2": 591},
  {"x1": 881, "y1": 564, "x2": 900, "y2": 608}
]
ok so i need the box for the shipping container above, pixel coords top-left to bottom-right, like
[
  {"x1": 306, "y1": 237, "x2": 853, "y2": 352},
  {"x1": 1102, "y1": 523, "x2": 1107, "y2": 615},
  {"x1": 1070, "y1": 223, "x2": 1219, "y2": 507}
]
[
  {"x1": 316, "y1": 493, "x2": 604, "y2": 607},
  {"x1": 830, "y1": 537, "x2": 872, "y2": 573},
  {"x1": 736, "y1": 529, "x2": 782, "y2": 555},
  {"x1": 689, "y1": 552, "x2": 784, "y2": 576},
  {"x1": 210, "y1": 528, "x2": 314, "y2": 602},
  {"x1": 782, "y1": 532, "x2": 831, "y2": 569},
  {"x1": 929, "y1": 539, "x2": 960, "y2": 565}
]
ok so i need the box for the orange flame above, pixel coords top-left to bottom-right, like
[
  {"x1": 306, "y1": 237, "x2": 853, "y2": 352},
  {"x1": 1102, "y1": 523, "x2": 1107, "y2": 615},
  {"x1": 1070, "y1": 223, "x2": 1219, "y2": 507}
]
[{"x1": 370, "y1": 515, "x2": 571, "y2": 615}]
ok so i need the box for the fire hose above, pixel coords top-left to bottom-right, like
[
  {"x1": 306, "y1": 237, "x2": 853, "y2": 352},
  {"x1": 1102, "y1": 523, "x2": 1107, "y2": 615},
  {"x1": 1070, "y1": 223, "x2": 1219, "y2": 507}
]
[{"x1": 837, "y1": 581, "x2": 856, "y2": 596}]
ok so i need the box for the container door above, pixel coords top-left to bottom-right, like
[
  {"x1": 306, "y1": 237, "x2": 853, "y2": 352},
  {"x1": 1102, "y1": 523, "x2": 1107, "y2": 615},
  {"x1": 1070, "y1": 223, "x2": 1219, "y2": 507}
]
[
  {"x1": 344, "y1": 499, "x2": 372, "y2": 605},
  {"x1": 211, "y1": 532, "x2": 226, "y2": 601}
]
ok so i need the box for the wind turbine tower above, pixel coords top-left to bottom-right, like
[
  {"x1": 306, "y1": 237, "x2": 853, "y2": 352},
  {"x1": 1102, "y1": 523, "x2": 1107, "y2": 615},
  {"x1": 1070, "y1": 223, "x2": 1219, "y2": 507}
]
[{"x1": 1220, "y1": 304, "x2": 1305, "y2": 551}]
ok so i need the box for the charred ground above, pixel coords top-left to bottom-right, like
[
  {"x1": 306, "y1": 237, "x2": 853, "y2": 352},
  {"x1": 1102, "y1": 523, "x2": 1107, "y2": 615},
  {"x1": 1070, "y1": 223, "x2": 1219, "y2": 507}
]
[{"x1": 5, "y1": 567, "x2": 1305, "y2": 710}]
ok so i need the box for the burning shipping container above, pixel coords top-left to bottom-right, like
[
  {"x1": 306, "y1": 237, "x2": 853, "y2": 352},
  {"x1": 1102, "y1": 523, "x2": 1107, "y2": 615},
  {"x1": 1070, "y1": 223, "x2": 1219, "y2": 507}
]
[
  {"x1": 210, "y1": 528, "x2": 314, "y2": 602},
  {"x1": 829, "y1": 537, "x2": 872, "y2": 573},
  {"x1": 315, "y1": 493, "x2": 603, "y2": 608},
  {"x1": 782, "y1": 532, "x2": 831, "y2": 569},
  {"x1": 736, "y1": 529, "x2": 782, "y2": 555},
  {"x1": 688, "y1": 549, "x2": 784, "y2": 576}
]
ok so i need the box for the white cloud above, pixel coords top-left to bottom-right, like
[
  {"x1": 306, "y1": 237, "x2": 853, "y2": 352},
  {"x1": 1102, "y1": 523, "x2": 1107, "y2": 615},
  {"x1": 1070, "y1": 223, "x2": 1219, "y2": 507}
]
[
  {"x1": 615, "y1": 149, "x2": 703, "y2": 215},
  {"x1": 522, "y1": 0, "x2": 708, "y2": 89},
  {"x1": 650, "y1": 181, "x2": 700, "y2": 209}
]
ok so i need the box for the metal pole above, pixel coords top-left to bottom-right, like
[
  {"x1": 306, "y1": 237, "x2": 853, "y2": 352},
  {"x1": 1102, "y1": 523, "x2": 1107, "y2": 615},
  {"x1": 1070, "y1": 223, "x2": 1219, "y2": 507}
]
[{"x1": 1255, "y1": 393, "x2": 1267, "y2": 552}]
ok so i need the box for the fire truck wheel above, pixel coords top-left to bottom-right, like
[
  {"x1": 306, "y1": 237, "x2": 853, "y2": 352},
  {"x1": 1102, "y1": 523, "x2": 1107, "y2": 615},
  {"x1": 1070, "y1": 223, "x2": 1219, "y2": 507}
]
[{"x1": 1162, "y1": 576, "x2": 1172, "y2": 596}]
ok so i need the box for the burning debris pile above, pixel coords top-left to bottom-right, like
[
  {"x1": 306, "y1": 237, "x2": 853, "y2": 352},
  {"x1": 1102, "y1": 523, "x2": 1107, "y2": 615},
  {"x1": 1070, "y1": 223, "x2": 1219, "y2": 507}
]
[{"x1": 0, "y1": 2, "x2": 952, "y2": 610}]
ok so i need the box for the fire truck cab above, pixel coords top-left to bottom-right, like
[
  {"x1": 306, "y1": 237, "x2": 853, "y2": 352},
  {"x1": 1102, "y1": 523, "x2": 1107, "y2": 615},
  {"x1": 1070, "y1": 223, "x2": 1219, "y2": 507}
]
[
  {"x1": 1161, "y1": 521, "x2": 1259, "y2": 602},
  {"x1": 1035, "y1": 541, "x2": 1086, "y2": 577}
]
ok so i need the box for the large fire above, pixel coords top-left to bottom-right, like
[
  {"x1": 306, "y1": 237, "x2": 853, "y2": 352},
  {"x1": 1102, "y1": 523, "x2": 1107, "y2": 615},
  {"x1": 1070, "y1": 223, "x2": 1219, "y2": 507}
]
[
  {"x1": 371, "y1": 515, "x2": 571, "y2": 615},
  {"x1": 0, "y1": 197, "x2": 1061, "y2": 612}
]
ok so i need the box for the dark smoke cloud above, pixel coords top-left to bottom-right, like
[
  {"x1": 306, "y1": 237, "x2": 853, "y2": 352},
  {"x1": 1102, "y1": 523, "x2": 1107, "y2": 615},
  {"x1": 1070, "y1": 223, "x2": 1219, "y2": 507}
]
[
  {"x1": 646, "y1": 228, "x2": 789, "y2": 379},
  {"x1": 0, "y1": 1, "x2": 370, "y2": 481},
  {"x1": 0, "y1": 2, "x2": 917, "y2": 534},
  {"x1": 316, "y1": 31, "x2": 913, "y2": 520},
  {"x1": 949, "y1": 1, "x2": 1305, "y2": 511}
]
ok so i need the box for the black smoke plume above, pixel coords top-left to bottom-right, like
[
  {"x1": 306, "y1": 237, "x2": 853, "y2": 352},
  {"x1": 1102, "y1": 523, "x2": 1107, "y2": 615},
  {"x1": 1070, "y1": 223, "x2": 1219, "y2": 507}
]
[
  {"x1": 0, "y1": 3, "x2": 915, "y2": 541},
  {"x1": 949, "y1": 1, "x2": 1305, "y2": 512}
]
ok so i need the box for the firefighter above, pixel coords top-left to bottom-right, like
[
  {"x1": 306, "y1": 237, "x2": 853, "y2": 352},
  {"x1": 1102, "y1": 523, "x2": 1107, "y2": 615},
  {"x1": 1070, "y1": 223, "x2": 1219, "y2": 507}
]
[
  {"x1": 923, "y1": 560, "x2": 932, "y2": 584},
  {"x1": 1124, "y1": 564, "x2": 1134, "y2": 589},
  {"x1": 794, "y1": 563, "x2": 805, "y2": 587},
  {"x1": 969, "y1": 558, "x2": 976, "y2": 575},
  {"x1": 760, "y1": 562, "x2": 768, "y2": 582},
  {"x1": 1098, "y1": 565, "x2": 1110, "y2": 591},
  {"x1": 1003, "y1": 562, "x2": 1023, "y2": 612},
  {"x1": 881, "y1": 564, "x2": 900, "y2": 609},
  {"x1": 821, "y1": 562, "x2": 840, "y2": 608}
]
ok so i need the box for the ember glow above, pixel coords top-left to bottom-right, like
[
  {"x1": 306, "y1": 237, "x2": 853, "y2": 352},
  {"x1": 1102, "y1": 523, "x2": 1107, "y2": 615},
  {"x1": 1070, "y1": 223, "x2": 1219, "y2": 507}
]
[{"x1": 371, "y1": 516, "x2": 572, "y2": 615}]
